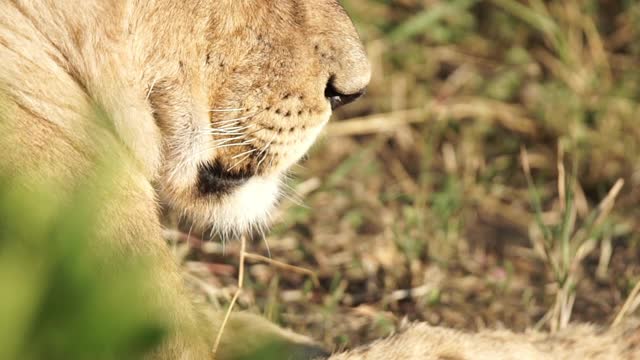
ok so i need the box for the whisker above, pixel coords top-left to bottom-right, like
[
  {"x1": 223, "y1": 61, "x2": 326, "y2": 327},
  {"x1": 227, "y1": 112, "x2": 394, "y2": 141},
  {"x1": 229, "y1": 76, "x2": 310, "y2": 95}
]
[
  {"x1": 225, "y1": 123, "x2": 256, "y2": 130},
  {"x1": 256, "y1": 152, "x2": 269, "y2": 170},
  {"x1": 145, "y1": 78, "x2": 158, "y2": 101},
  {"x1": 231, "y1": 148, "x2": 258, "y2": 159},
  {"x1": 260, "y1": 132, "x2": 278, "y2": 156},
  {"x1": 242, "y1": 126, "x2": 268, "y2": 137},
  {"x1": 187, "y1": 223, "x2": 195, "y2": 249},
  {"x1": 212, "y1": 135, "x2": 247, "y2": 144},
  {"x1": 256, "y1": 141, "x2": 274, "y2": 170},
  {"x1": 210, "y1": 123, "x2": 253, "y2": 130},
  {"x1": 280, "y1": 191, "x2": 306, "y2": 208},
  {"x1": 227, "y1": 152, "x2": 253, "y2": 171},
  {"x1": 209, "y1": 124, "x2": 255, "y2": 133},
  {"x1": 192, "y1": 140, "x2": 254, "y2": 158},
  {"x1": 198, "y1": 129, "x2": 244, "y2": 135},
  {"x1": 214, "y1": 140, "x2": 253, "y2": 149},
  {"x1": 209, "y1": 107, "x2": 245, "y2": 113},
  {"x1": 208, "y1": 226, "x2": 217, "y2": 250},
  {"x1": 203, "y1": 123, "x2": 255, "y2": 133},
  {"x1": 211, "y1": 110, "x2": 264, "y2": 125},
  {"x1": 259, "y1": 229, "x2": 271, "y2": 258},
  {"x1": 256, "y1": 153, "x2": 268, "y2": 170},
  {"x1": 197, "y1": 129, "x2": 247, "y2": 137},
  {"x1": 211, "y1": 118, "x2": 247, "y2": 126},
  {"x1": 278, "y1": 181, "x2": 307, "y2": 208},
  {"x1": 267, "y1": 153, "x2": 276, "y2": 170}
]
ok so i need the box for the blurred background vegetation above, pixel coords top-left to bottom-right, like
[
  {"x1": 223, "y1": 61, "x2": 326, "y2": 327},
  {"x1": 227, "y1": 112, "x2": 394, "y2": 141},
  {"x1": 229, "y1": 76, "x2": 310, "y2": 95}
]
[{"x1": 179, "y1": 0, "x2": 640, "y2": 352}]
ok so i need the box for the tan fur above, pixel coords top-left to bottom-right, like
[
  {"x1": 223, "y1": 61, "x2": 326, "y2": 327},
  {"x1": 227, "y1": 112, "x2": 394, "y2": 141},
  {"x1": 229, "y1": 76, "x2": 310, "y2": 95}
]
[
  {"x1": 0, "y1": 1, "x2": 369, "y2": 359},
  {"x1": 328, "y1": 318, "x2": 640, "y2": 360}
]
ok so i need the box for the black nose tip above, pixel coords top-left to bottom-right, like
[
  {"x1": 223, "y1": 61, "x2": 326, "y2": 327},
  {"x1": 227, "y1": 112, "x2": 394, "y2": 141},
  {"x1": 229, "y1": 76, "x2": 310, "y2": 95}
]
[{"x1": 325, "y1": 82, "x2": 366, "y2": 110}]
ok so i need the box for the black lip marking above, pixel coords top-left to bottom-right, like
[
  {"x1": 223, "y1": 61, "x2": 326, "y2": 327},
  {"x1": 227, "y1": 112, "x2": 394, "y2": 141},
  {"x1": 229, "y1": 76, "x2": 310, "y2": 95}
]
[{"x1": 197, "y1": 160, "x2": 251, "y2": 195}]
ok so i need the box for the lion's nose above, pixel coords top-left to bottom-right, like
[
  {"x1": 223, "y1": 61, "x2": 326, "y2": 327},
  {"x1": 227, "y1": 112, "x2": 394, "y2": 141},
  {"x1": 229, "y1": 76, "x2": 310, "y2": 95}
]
[
  {"x1": 322, "y1": 36, "x2": 371, "y2": 110},
  {"x1": 325, "y1": 80, "x2": 366, "y2": 110},
  {"x1": 311, "y1": 1, "x2": 371, "y2": 110}
]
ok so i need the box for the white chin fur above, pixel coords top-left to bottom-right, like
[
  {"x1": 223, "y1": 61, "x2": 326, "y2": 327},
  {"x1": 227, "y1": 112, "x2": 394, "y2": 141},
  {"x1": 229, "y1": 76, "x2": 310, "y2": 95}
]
[{"x1": 198, "y1": 176, "x2": 281, "y2": 237}]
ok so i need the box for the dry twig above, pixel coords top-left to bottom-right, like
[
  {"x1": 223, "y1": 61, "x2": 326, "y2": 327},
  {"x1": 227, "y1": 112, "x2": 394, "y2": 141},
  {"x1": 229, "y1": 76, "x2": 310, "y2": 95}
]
[
  {"x1": 613, "y1": 280, "x2": 640, "y2": 327},
  {"x1": 212, "y1": 235, "x2": 247, "y2": 357},
  {"x1": 244, "y1": 252, "x2": 320, "y2": 287}
]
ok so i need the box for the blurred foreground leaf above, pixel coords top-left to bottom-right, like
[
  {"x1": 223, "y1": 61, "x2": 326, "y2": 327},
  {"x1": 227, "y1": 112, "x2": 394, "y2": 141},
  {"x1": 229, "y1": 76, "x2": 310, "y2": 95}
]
[{"x1": 0, "y1": 107, "x2": 167, "y2": 360}]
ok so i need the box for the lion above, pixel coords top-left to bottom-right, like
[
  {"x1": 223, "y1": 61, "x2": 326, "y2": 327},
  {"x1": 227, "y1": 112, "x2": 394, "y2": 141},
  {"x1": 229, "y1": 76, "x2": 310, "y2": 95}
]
[
  {"x1": 0, "y1": 0, "x2": 369, "y2": 359},
  {"x1": 326, "y1": 318, "x2": 640, "y2": 360}
]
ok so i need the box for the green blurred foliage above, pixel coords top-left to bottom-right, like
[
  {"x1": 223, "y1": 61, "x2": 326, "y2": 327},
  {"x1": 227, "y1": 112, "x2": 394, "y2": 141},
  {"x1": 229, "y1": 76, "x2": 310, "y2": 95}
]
[{"x1": 0, "y1": 151, "x2": 166, "y2": 359}]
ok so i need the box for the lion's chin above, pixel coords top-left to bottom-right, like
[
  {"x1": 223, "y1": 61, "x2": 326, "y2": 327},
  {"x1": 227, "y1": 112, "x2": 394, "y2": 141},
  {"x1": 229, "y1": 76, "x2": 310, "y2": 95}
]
[{"x1": 183, "y1": 175, "x2": 282, "y2": 239}]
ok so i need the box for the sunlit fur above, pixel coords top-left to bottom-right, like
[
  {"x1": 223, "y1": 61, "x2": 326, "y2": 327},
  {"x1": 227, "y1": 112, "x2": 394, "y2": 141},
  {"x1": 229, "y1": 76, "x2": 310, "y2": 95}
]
[
  {"x1": 0, "y1": 0, "x2": 370, "y2": 359},
  {"x1": 328, "y1": 318, "x2": 640, "y2": 360}
]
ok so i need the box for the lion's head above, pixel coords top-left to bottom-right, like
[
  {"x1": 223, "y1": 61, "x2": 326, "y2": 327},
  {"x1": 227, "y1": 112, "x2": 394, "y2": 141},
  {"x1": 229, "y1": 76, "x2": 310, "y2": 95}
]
[{"x1": 145, "y1": 0, "x2": 370, "y2": 236}]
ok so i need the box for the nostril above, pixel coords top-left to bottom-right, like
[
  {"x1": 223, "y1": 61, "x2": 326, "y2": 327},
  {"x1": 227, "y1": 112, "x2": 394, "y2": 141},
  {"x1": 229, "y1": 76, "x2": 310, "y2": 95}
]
[{"x1": 324, "y1": 80, "x2": 366, "y2": 110}]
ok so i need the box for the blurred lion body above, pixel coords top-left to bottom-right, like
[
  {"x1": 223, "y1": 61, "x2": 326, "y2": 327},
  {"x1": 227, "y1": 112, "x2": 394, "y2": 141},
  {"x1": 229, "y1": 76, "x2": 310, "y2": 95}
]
[
  {"x1": 329, "y1": 318, "x2": 640, "y2": 360},
  {"x1": 0, "y1": 0, "x2": 369, "y2": 359}
]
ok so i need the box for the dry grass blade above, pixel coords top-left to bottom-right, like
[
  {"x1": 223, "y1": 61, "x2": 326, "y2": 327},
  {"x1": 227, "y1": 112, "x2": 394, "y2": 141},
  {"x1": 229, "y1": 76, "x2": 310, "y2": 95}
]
[
  {"x1": 210, "y1": 240, "x2": 319, "y2": 358},
  {"x1": 244, "y1": 252, "x2": 320, "y2": 287},
  {"x1": 522, "y1": 145, "x2": 621, "y2": 332},
  {"x1": 212, "y1": 235, "x2": 247, "y2": 357},
  {"x1": 557, "y1": 143, "x2": 566, "y2": 212},
  {"x1": 549, "y1": 281, "x2": 576, "y2": 332},
  {"x1": 593, "y1": 179, "x2": 625, "y2": 228},
  {"x1": 596, "y1": 234, "x2": 613, "y2": 280},
  {"x1": 520, "y1": 147, "x2": 552, "y2": 258},
  {"x1": 327, "y1": 99, "x2": 538, "y2": 137},
  {"x1": 327, "y1": 107, "x2": 431, "y2": 136},
  {"x1": 613, "y1": 280, "x2": 640, "y2": 327}
]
